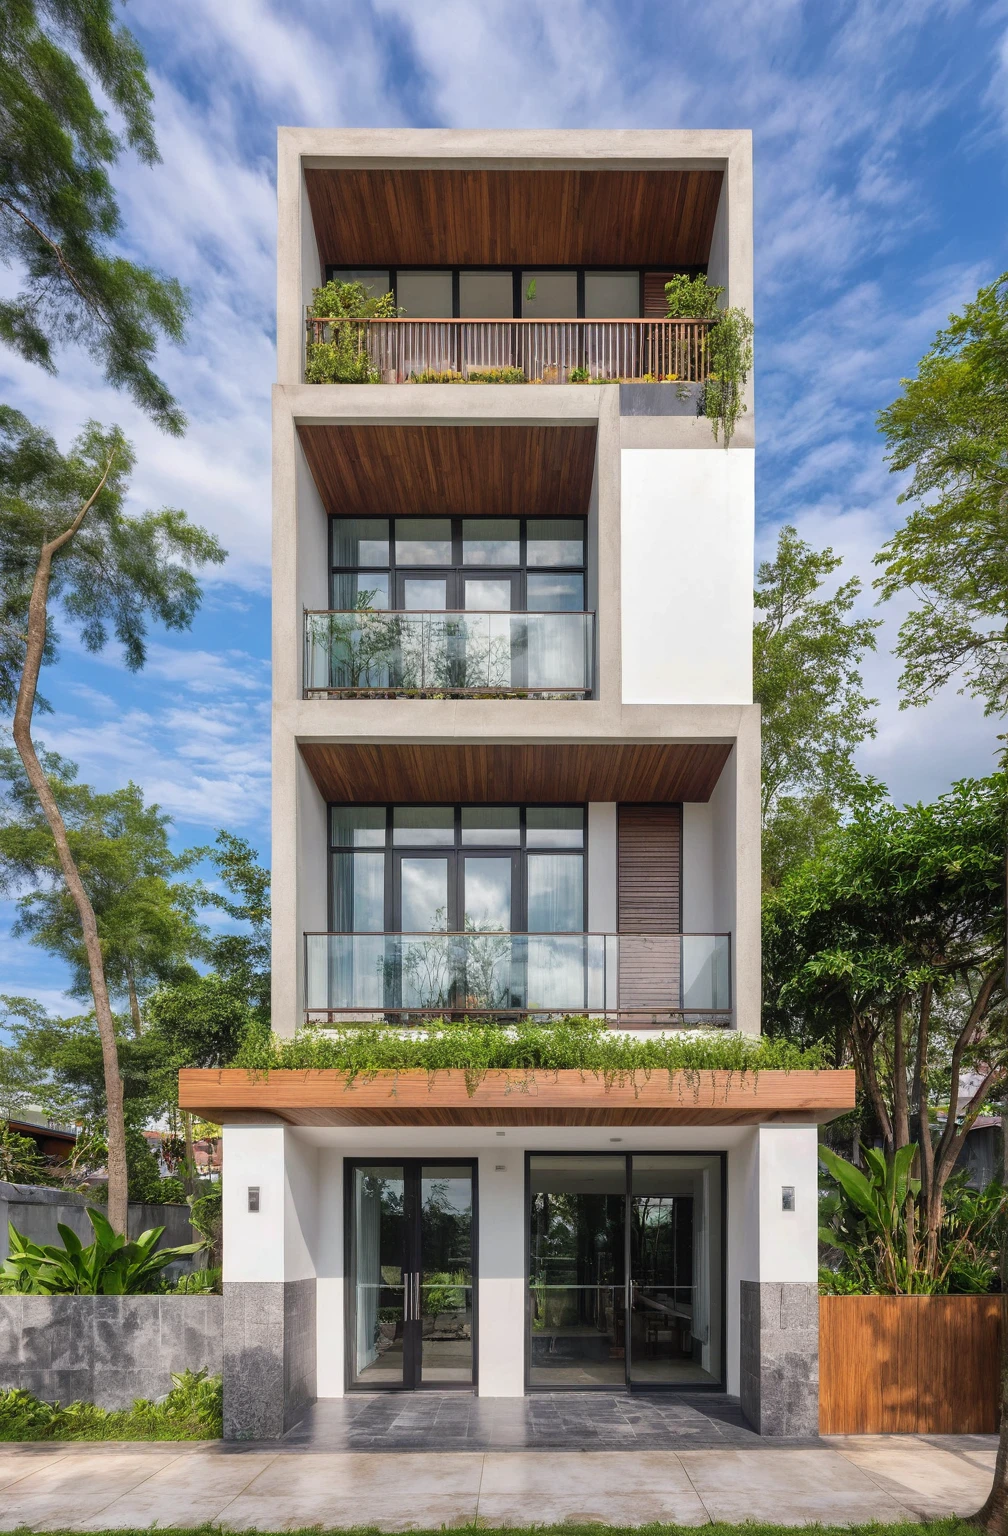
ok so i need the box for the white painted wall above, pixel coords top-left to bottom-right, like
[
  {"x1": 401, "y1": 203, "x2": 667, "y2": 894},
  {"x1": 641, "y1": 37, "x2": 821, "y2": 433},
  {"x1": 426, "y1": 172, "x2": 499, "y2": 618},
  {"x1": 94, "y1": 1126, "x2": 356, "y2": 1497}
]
[
  {"x1": 587, "y1": 802, "x2": 617, "y2": 931},
  {"x1": 316, "y1": 1147, "x2": 345, "y2": 1396},
  {"x1": 754, "y1": 1125, "x2": 819, "y2": 1282},
  {"x1": 296, "y1": 433, "x2": 328, "y2": 615},
  {"x1": 223, "y1": 1125, "x2": 319, "y2": 1284},
  {"x1": 477, "y1": 1152, "x2": 526, "y2": 1395},
  {"x1": 620, "y1": 449, "x2": 755, "y2": 705},
  {"x1": 681, "y1": 802, "x2": 714, "y2": 932}
]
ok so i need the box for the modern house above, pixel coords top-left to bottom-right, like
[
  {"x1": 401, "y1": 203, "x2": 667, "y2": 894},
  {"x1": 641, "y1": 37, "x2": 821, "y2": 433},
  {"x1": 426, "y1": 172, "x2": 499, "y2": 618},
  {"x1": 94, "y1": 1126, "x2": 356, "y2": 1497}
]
[{"x1": 180, "y1": 129, "x2": 854, "y2": 1441}]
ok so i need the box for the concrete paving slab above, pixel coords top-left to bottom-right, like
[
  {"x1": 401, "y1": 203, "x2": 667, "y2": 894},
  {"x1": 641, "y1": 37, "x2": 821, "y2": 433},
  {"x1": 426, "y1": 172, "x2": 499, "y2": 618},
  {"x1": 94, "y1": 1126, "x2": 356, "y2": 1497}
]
[
  {"x1": 241, "y1": 1450, "x2": 485, "y2": 1499},
  {"x1": 829, "y1": 1434, "x2": 994, "y2": 1518},
  {"x1": 677, "y1": 1446, "x2": 919, "y2": 1525},
  {"x1": 477, "y1": 1449, "x2": 710, "y2": 1527},
  {"x1": 216, "y1": 1492, "x2": 479, "y2": 1531},
  {"x1": 66, "y1": 1452, "x2": 281, "y2": 1532}
]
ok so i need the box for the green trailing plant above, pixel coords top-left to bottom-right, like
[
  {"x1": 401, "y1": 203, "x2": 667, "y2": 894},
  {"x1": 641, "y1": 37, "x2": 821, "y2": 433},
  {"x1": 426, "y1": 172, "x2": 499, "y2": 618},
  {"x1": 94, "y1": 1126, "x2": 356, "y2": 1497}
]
[
  {"x1": 0, "y1": 1206, "x2": 204, "y2": 1295},
  {"x1": 305, "y1": 280, "x2": 397, "y2": 384},
  {"x1": 664, "y1": 273, "x2": 724, "y2": 320},
  {"x1": 0, "y1": 1369, "x2": 222, "y2": 1442},
  {"x1": 234, "y1": 1016, "x2": 822, "y2": 1088},
  {"x1": 702, "y1": 308, "x2": 754, "y2": 446},
  {"x1": 819, "y1": 1144, "x2": 1005, "y2": 1295}
]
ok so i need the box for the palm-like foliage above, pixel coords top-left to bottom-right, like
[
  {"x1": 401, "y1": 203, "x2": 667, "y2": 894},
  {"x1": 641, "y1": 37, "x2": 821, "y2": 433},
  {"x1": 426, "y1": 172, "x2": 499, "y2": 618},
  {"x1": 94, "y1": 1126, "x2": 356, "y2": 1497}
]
[{"x1": 0, "y1": 1206, "x2": 203, "y2": 1295}]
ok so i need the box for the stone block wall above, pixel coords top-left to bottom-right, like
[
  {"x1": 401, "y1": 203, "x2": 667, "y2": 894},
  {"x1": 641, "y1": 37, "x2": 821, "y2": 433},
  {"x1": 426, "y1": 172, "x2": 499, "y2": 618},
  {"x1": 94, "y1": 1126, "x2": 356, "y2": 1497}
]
[
  {"x1": 0, "y1": 1295, "x2": 222, "y2": 1409},
  {"x1": 740, "y1": 1279, "x2": 819, "y2": 1437},
  {"x1": 223, "y1": 1279, "x2": 316, "y2": 1439}
]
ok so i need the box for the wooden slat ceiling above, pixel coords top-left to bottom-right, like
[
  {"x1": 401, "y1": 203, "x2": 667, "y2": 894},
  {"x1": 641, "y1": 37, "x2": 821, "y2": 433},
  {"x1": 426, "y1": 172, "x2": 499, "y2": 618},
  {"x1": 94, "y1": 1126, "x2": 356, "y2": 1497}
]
[
  {"x1": 298, "y1": 424, "x2": 597, "y2": 520},
  {"x1": 299, "y1": 742, "x2": 732, "y2": 805},
  {"x1": 179, "y1": 1068, "x2": 857, "y2": 1128},
  {"x1": 304, "y1": 168, "x2": 724, "y2": 268}
]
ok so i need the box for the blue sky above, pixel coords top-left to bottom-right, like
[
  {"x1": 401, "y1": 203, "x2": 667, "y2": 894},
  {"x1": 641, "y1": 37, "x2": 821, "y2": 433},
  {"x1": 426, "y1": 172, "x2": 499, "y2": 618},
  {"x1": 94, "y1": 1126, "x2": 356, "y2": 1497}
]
[{"x1": 2, "y1": 0, "x2": 1008, "y2": 1014}]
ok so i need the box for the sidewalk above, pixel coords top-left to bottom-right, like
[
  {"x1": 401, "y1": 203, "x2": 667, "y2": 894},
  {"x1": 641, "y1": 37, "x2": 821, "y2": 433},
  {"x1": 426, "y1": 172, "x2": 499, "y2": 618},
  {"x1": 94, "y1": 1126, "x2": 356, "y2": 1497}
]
[{"x1": 0, "y1": 1433, "x2": 996, "y2": 1530}]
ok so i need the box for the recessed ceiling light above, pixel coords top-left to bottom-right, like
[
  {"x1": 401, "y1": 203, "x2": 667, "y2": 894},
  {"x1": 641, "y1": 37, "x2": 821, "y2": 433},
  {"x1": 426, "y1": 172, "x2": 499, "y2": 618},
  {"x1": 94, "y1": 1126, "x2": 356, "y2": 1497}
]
[
  {"x1": 496, "y1": 1130, "x2": 505, "y2": 1137},
  {"x1": 610, "y1": 1136, "x2": 623, "y2": 1143}
]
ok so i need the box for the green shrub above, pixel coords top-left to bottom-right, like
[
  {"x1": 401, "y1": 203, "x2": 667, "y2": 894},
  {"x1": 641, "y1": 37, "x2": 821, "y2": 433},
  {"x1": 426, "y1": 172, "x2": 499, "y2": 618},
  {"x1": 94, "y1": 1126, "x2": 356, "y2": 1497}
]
[
  {"x1": 171, "y1": 1266, "x2": 221, "y2": 1295},
  {"x1": 0, "y1": 1123, "x2": 48, "y2": 1185},
  {"x1": 190, "y1": 1188, "x2": 222, "y2": 1268},
  {"x1": 305, "y1": 279, "x2": 397, "y2": 384},
  {"x1": 0, "y1": 1206, "x2": 204, "y2": 1295},
  {"x1": 664, "y1": 272, "x2": 724, "y2": 319},
  {"x1": 464, "y1": 367, "x2": 526, "y2": 384},
  {"x1": 0, "y1": 1369, "x2": 222, "y2": 1442},
  {"x1": 568, "y1": 367, "x2": 591, "y2": 383},
  {"x1": 408, "y1": 368, "x2": 464, "y2": 383}
]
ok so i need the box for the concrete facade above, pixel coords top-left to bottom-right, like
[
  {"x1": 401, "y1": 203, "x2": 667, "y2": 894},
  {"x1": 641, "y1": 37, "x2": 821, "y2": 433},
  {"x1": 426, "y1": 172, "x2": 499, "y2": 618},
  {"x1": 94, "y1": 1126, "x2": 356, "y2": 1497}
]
[{"x1": 0, "y1": 1295, "x2": 222, "y2": 1410}]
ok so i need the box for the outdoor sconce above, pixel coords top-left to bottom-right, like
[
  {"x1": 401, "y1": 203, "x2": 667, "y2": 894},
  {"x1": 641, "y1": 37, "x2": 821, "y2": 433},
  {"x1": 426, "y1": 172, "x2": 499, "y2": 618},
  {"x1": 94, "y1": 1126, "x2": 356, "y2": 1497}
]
[
  {"x1": 781, "y1": 1185, "x2": 795, "y2": 1212},
  {"x1": 247, "y1": 1186, "x2": 260, "y2": 1213}
]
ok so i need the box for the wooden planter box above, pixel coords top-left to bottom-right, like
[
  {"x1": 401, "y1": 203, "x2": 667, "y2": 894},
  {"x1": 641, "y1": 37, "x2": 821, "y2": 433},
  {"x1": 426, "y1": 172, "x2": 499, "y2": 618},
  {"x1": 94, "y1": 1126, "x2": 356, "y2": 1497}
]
[{"x1": 819, "y1": 1293, "x2": 1002, "y2": 1433}]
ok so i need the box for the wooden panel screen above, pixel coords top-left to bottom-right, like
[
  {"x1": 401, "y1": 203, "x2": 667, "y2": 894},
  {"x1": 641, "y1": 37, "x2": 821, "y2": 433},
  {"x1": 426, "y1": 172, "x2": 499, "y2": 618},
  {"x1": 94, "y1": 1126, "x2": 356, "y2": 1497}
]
[
  {"x1": 617, "y1": 804, "x2": 682, "y2": 1011},
  {"x1": 643, "y1": 273, "x2": 675, "y2": 319},
  {"x1": 819, "y1": 1294, "x2": 1002, "y2": 1433}
]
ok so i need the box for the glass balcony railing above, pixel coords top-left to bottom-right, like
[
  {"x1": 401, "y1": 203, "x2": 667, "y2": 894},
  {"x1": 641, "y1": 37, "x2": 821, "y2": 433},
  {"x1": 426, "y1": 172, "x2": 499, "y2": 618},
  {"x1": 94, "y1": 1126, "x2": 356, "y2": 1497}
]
[
  {"x1": 304, "y1": 609, "x2": 595, "y2": 697},
  {"x1": 303, "y1": 932, "x2": 731, "y2": 1022}
]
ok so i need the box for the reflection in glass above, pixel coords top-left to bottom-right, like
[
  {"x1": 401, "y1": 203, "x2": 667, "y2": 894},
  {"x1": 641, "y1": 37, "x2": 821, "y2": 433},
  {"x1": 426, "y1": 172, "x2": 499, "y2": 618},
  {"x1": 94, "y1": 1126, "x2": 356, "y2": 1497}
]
[
  {"x1": 395, "y1": 519, "x2": 452, "y2": 564},
  {"x1": 463, "y1": 856, "x2": 512, "y2": 930},
  {"x1": 330, "y1": 807, "x2": 386, "y2": 847},
  {"x1": 352, "y1": 1166, "x2": 405, "y2": 1386},
  {"x1": 528, "y1": 854, "x2": 583, "y2": 933},
  {"x1": 331, "y1": 518, "x2": 390, "y2": 567},
  {"x1": 464, "y1": 578, "x2": 512, "y2": 611},
  {"x1": 629, "y1": 1155, "x2": 722, "y2": 1387},
  {"x1": 528, "y1": 1155, "x2": 626, "y2": 1386},
  {"x1": 526, "y1": 519, "x2": 584, "y2": 567},
  {"x1": 331, "y1": 851, "x2": 385, "y2": 932},
  {"x1": 403, "y1": 577, "x2": 448, "y2": 611},
  {"x1": 393, "y1": 807, "x2": 454, "y2": 846},
  {"x1": 420, "y1": 1166, "x2": 474, "y2": 1384},
  {"x1": 527, "y1": 573, "x2": 584, "y2": 612},
  {"x1": 462, "y1": 519, "x2": 520, "y2": 565},
  {"x1": 460, "y1": 807, "x2": 520, "y2": 846},
  {"x1": 526, "y1": 807, "x2": 585, "y2": 848},
  {"x1": 400, "y1": 857, "x2": 449, "y2": 931}
]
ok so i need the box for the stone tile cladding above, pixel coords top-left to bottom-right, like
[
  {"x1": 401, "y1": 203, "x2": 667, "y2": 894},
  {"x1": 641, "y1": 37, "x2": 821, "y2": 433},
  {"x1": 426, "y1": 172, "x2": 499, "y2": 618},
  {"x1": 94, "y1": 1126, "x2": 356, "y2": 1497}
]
[{"x1": 740, "y1": 1280, "x2": 819, "y2": 1437}]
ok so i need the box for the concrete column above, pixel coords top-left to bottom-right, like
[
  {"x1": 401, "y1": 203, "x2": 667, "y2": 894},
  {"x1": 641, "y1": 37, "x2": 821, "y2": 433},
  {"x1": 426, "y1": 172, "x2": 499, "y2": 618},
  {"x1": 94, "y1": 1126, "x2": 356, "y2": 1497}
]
[
  {"x1": 738, "y1": 1124, "x2": 820, "y2": 1437},
  {"x1": 477, "y1": 1153, "x2": 525, "y2": 1395},
  {"x1": 222, "y1": 1124, "x2": 319, "y2": 1439}
]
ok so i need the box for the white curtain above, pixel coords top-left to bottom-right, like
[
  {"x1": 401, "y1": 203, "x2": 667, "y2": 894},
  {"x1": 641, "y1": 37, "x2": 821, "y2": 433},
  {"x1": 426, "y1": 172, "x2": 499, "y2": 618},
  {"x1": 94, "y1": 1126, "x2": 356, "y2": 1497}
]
[
  {"x1": 692, "y1": 1168, "x2": 710, "y2": 1353},
  {"x1": 355, "y1": 1174, "x2": 381, "y2": 1373}
]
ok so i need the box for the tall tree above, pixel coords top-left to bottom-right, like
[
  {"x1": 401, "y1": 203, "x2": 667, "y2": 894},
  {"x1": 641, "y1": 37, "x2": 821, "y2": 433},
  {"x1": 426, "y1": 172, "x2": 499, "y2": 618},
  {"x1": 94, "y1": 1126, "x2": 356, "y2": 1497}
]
[
  {"x1": 764, "y1": 774, "x2": 1006, "y2": 1279},
  {"x1": 0, "y1": 0, "x2": 188, "y2": 432},
  {"x1": 754, "y1": 525, "x2": 880, "y2": 887},
  {"x1": 0, "y1": 410, "x2": 223, "y2": 1232},
  {"x1": 0, "y1": 745, "x2": 205, "y2": 1033},
  {"x1": 875, "y1": 274, "x2": 1008, "y2": 1535}
]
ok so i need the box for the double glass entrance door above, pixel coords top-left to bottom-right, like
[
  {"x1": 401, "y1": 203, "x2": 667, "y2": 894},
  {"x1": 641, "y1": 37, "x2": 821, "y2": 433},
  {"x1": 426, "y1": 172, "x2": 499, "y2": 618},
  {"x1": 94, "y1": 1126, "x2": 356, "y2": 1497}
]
[{"x1": 348, "y1": 1160, "x2": 476, "y2": 1390}]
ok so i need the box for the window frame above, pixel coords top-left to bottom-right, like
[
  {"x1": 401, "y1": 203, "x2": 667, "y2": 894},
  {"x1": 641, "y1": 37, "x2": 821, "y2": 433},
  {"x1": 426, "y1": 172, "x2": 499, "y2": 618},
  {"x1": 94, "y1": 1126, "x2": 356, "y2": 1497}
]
[{"x1": 324, "y1": 264, "x2": 707, "y2": 320}]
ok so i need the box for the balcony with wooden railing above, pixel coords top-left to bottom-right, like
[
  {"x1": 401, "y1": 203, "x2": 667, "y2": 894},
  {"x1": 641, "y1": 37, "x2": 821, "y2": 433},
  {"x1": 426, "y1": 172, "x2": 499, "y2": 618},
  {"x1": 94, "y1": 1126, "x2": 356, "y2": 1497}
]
[{"x1": 304, "y1": 316, "x2": 713, "y2": 384}]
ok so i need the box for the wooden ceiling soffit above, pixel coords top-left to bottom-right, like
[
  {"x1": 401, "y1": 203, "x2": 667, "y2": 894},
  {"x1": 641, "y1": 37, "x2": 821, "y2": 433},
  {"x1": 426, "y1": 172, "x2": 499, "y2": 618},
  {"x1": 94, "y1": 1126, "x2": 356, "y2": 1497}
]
[
  {"x1": 299, "y1": 742, "x2": 732, "y2": 805},
  {"x1": 304, "y1": 168, "x2": 724, "y2": 268},
  {"x1": 180, "y1": 1069, "x2": 856, "y2": 1128},
  {"x1": 297, "y1": 424, "x2": 598, "y2": 521}
]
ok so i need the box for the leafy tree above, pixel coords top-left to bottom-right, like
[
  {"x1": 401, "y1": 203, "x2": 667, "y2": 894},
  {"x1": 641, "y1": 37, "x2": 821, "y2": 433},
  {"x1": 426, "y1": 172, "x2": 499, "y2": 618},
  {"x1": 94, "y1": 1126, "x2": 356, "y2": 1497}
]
[
  {"x1": 0, "y1": 746, "x2": 205, "y2": 1033},
  {"x1": 0, "y1": 0, "x2": 189, "y2": 432},
  {"x1": 764, "y1": 773, "x2": 1006, "y2": 1282},
  {"x1": 1, "y1": 1000, "x2": 164, "y2": 1131},
  {"x1": 875, "y1": 272, "x2": 1008, "y2": 718},
  {"x1": 754, "y1": 525, "x2": 880, "y2": 887},
  {"x1": 0, "y1": 411, "x2": 223, "y2": 1232}
]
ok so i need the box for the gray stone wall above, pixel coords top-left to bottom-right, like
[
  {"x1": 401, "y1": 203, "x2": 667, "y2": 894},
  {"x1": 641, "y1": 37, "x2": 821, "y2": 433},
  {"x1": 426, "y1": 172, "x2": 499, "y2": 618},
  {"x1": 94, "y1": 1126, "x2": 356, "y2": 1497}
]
[
  {"x1": 740, "y1": 1280, "x2": 819, "y2": 1437},
  {"x1": 0, "y1": 1295, "x2": 222, "y2": 1409},
  {"x1": 223, "y1": 1279, "x2": 316, "y2": 1440}
]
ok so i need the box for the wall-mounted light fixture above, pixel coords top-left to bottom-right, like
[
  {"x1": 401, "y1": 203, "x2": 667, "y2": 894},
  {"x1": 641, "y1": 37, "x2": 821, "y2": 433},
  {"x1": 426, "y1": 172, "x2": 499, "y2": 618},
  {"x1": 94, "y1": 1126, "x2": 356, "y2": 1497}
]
[
  {"x1": 781, "y1": 1185, "x2": 795, "y2": 1212},
  {"x1": 248, "y1": 1186, "x2": 260, "y2": 1213}
]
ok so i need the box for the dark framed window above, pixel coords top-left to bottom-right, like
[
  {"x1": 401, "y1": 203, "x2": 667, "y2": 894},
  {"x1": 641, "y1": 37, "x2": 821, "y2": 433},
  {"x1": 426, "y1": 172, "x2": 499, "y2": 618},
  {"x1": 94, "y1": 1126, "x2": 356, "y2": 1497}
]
[
  {"x1": 326, "y1": 264, "x2": 707, "y2": 320},
  {"x1": 328, "y1": 804, "x2": 587, "y2": 935},
  {"x1": 329, "y1": 516, "x2": 586, "y2": 614}
]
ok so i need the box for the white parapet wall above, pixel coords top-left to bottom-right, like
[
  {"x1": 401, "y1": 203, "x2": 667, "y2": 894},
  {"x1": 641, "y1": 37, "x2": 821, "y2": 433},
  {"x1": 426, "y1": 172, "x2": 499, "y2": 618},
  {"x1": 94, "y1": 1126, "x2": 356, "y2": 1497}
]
[{"x1": 620, "y1": 448, "x2": 755, "y2": 706}]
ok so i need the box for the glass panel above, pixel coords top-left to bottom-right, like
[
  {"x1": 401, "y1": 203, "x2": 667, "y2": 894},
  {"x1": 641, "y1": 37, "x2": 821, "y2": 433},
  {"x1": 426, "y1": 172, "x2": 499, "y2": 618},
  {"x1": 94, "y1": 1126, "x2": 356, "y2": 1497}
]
[
  {"x1": 527, "y1": 853, "x2": 583, "y2": 932},
  {"x1": 682, "y1": 934, "x2": 731, "y2": 1011},
  {"x1": 332, "y1": 571, "x2": 389, "y2": 611},
  {"x1": 331, "y1": 851, "x2": 385, "y2": 932},
  {"x1": 526, "y1": 573, "x2": 584, "y2": 612},
  {"x1": 332, "y1": 518, "x2": 390, "y2": 567},
  {"x1": 630, "y1": 1155, "x2": 722, "y2": 1387},
  {"x1": 329, "y1": 271, "x2": 391, "y2": 302},
  {"x1": 462, "y1": 519, "x2": 520, "y2": 565},
  {"x1": 521, "y1": 271, "x2": 578, "y2": 319},
  {"x1": 526, "y1": 807, "x2": 585, "y2": 848},
  {"x1": 420, "y1": 1166, "x2": 474, "y2": 1384},
  {"x1": 464, "y1": 577, "x2": 511, "y2": 612},
  {"x1": 330, "y1": 807, "x2": 386, "y2": 847},
  {"x1": 459, "y1": 271, "x2": 514, "y2": 318},
  {"x1": 527, "y1": 519, "x2": 584, "y2": 567},
  {"x1": 399, "y1": 856, "x2": 449, "y2": 931},
  {"x1": 584, "y1": 271, "x2": 640, "y2": 319},
  {"x1": 461, "y1": 807, "x2": 520, "y2": 847},
  {"x1": 352, "y1": 1166, "x2": 406, "y2": 1386},
  {"x1": 528, "y1": 1155, "x2": 626, "y2": 1387},
  {"x1": 396, "y1": 270, "x2": 453, "y2": 318},
  {"x1": 393, "y1": 807, "x2": 454, "y2": 847},
  {"x1": 463, "y1": 856, "x2": 511, "y2": 930},
  {"x1": 395, "y1": 519, "x2": 452, "y2": 565},
  {"x1": 403, "y1": 577, "x2": 447, "y2": 611}
]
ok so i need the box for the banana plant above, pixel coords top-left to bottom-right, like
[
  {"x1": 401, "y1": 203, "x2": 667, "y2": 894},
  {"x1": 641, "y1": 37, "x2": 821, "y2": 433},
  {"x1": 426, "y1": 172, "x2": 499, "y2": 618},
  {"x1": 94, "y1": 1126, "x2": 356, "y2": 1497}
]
[
  {"x1": 819, "y1": 1142, "x2": 927, "y2": 1293},
  {"x1": 0, "y1": 1206, "x2": 205, "y2": 1295}
]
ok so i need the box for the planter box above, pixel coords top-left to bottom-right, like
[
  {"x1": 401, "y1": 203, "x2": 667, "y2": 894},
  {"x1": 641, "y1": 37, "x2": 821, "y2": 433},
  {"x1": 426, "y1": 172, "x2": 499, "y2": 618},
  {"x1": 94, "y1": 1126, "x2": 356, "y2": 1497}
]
[
  {"x1": 0, "y1": 1294, "x2": 222, "y2": 1410},
  {"x1": 819, "y1": 1293, "x2": 1002, "y2": 1433}
]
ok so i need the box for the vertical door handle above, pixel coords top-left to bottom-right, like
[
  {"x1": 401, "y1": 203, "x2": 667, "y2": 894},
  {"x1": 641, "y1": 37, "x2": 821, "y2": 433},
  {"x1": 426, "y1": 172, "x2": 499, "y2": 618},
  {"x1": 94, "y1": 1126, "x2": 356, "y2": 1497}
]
[
  {"x1": 414, "y1": 1271, "x2": 420, "y2": 1320},
  {"x1": 403, "y1": 1273, "x2": 410, "y2": 1323}
]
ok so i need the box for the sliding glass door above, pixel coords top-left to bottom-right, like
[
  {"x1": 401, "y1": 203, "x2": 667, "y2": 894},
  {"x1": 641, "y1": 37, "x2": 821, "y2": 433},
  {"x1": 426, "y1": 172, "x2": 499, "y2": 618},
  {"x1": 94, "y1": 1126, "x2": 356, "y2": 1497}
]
[
  {"x1": 347, "y1": 1160, "x2": 476, "y2": 1390},
  {"x1": 527, "y1": 1152, "x2": 723, "y2": 1391}
]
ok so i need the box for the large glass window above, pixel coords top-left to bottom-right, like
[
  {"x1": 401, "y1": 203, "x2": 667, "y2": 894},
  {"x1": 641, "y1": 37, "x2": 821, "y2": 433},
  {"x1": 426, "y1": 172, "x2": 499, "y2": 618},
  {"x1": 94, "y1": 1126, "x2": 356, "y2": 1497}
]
[
  {"x1": 395, "y1": 270, "x2": 453, "y2": 318},
  {"x1": 459, "y1": 271, "x2": 513, "y2": 318},
  {"x1": 329, "y1": 804, "x2": 585, "y2": 934},
  {"x1": 328, "y1": 265, "x2": 653, "y2": 320},
  {"x1": 529, "y1": 1153, "x2": 724, "y2": 1391},
  {"x1": 331, "y1": 516, "x2": 586, "y2": 614}
]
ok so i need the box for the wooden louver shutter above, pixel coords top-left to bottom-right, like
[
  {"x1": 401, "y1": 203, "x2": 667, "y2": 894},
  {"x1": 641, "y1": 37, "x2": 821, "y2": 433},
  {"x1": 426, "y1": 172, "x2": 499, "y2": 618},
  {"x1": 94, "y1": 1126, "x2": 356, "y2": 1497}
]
[
  {"x1": 643, "y1": 273, "x2": 676, "y2": 319},
  {"x1": 617, "y1": 804, "x2": 682, "y2": 1012}
]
